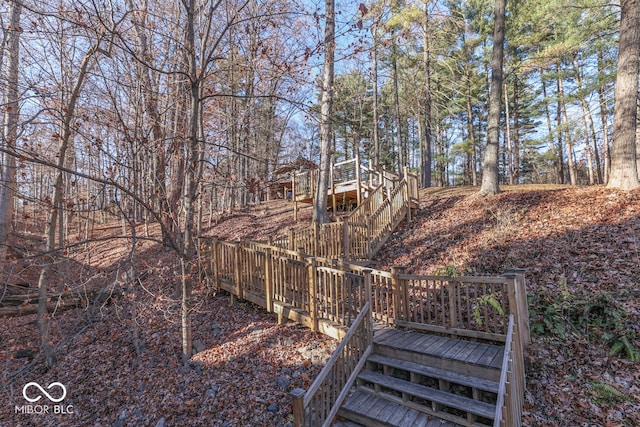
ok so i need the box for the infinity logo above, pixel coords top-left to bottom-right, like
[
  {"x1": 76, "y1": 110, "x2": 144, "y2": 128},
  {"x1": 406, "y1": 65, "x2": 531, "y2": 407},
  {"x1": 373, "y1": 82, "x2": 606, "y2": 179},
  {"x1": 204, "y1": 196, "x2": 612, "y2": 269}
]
[{"x1": 22, "y1": 382, "x2": 67, "y2": 403}]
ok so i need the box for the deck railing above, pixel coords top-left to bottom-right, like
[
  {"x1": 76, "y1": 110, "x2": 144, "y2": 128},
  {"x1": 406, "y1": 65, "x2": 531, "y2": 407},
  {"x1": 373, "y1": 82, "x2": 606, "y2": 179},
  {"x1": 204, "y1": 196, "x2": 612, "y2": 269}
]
[
  {"x1": 494, "y1": 314, "x2": 525, "y2": 427},
  {"x1": 278, "y1": 169, "x2": 418, "y2": 262},
  {"x1": 292, "y1": 159, "x2": 403, "y2": 204},
  {"x1": 291, "y1": 301, "x2": 373, "y2": 427},
  {"x1": 200, "y1": 220, "x2": 527, "y2": 427}
]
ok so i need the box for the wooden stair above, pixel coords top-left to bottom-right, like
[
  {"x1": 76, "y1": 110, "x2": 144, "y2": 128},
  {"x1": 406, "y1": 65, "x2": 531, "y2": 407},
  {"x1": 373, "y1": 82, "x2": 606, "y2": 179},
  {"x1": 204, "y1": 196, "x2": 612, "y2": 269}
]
[{"x1": 336, "y1": 327, "x2": 503, "y2": 427}]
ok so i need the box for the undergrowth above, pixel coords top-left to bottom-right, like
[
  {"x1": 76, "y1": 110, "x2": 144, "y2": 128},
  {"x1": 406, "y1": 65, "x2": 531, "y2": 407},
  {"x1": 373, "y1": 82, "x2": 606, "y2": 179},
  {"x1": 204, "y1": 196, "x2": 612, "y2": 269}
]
[{"x1": 529, "y1": 288, "x2": 640, "y2": 361}]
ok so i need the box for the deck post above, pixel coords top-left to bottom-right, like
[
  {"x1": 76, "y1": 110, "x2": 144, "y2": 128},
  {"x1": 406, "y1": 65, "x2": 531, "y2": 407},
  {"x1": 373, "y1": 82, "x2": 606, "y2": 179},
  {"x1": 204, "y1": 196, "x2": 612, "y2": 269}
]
[
  {"x1": 507, "y1": 268, "x2": 530, "y2": 347},
  {"x1": 289, "y1": 228, "x2": 295, "y2": 251},
  {"x1": 212, "y1": 237, "x2": 221, "y2": 289},
  {"x1": 363, "y1": 269, "x2": 374, "y2": 343},
  {"x1": 331, "y1": 162, "x2": 337, "y2": 216},
  {"x1": 313, "y1": 221, "x2": 319, "y2": 257},
  {"x1": 391, "y1": 266, "x2": 408, "y2": 321},
  {"x1": 308, "y1": 258, "x2": 318, "y2": 332},
  {"x1": 386, "y1": 186, "x2": 393, "y2": 234},
  {"x1": 230, "y1": 243, "x2": 239, "y2": 305},
  {"x1": 402, "y1": 176, "x2": 412, "y2": 222},
  {"x1": 448, "y1": 280, "x2": 458, "y2": 328},
  {"x1": 356, "y1": 151, "x2": 362, "y2": 207},
  {"x1": 505, "y1": 273, "x2": 523, "y2": 353},
  {"x1": 342, "y1": 218, "x2": 350, "y2": 261},
  {"x1": 264, "y1": 248, "x2": 273, "y2": 312},
  {"x1": 292, "y1": 173, "x2": 298, "y2": 221},
  {"x1": 291, "y1": 388, "x2": 306, "y2": 427}
]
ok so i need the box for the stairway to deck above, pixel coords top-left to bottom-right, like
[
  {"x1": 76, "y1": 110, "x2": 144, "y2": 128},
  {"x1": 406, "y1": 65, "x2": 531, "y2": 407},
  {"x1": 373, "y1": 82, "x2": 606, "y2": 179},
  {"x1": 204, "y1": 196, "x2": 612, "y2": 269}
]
[{"x1": 336, "y1": 327, "x2": 503, "y2": 427}]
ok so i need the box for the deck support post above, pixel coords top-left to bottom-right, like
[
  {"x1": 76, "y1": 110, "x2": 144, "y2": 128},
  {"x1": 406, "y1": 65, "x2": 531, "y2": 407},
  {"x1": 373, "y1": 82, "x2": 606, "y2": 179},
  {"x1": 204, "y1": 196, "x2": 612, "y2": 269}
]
[
  {"x1": 342, "y1": 218, "x2": 350, "y2": 261},
  {"x1": 289, "y1": 228, "x2": 295, "y2": 251},
  {"x1": 391, "y1": 266, "x2": 408, "y2": 321},
  {"x1": 291, "y1": 388, "x2": 306, "y2": 427},
  {"x1": 212, "y1": 237, "x2": 220, "y2": 289},
  {"x1": 507, "y1": 268, "x2": 530, "y2": 347}
]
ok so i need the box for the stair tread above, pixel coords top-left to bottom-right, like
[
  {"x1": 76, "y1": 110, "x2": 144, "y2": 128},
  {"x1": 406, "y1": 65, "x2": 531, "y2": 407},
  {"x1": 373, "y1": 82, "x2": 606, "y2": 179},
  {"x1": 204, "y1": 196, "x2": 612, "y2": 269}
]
[
  {"x1": 358, "y1": 370, "x2": 496, "y2": 420},
  {"x1": 374, "y1": 329, "x2": 504, "y2": 370},
  {"x1": 340, "y1": 389, "x2": 464, "y2": 427},
  {"x1": 367, "y1": 353, "x2": 499, "y2": 393}
]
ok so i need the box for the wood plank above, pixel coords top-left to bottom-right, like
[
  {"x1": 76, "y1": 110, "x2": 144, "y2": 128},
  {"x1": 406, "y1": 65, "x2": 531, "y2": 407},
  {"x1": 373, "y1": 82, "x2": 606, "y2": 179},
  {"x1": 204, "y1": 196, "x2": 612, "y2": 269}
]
[
  {"x1": 373, "y1": 326, "x2": 396, "y2": 341},
  {"x1": 448, "y1": 341, "x2": 480, "y2": 362},
  {"x1": 411, "y1": 412, "x2": 432, "y2": 427},
  {"x1": 475, "y1": 345, "x2": 502, "y2": 367},
  {"x1": 367, "y1": 354, "x2": 499, "y2": 393},
  {"x1": 441, "y1": 339, "x2": 475, "y2": 360},
  {"x1": 358, "y1": 371, "x2": 496, "y2": 420},
  {"x1": 406, "y1": 332, "x2": 440, "y2": 351},
  {"x1": 374, "y1": 329, "x2": 403, "y2": 346},
  {"x1": 488, "y1": 348, "x2": 505, "y2": 369},
  {"x1": 397, "y1": 405, "x2": 421, "y2": 427},
  {"x1": 365, "y1": 394, "x2": 394, "y2": 421},
  {"x1": 383, "y1": 330, "x2": 413, "y2": 347},
  {"x1": 421, "y1": 336, "x2": 455, "y2": 354},
  {"x1": 428, "y1": 338, "x2": 460, "y2": 357},
  {"x1": 463, "y1": 343, "x2": 493, "y2": 365},
  {"x1": 384, "y1": 401, "x2": 412, "y2": 425},
  {"x1": 374, "y1": 341, "x2": 501, "y2": 382},
  {"x1": 342, "y1": 389, "x2": 372, "y2": 410}
]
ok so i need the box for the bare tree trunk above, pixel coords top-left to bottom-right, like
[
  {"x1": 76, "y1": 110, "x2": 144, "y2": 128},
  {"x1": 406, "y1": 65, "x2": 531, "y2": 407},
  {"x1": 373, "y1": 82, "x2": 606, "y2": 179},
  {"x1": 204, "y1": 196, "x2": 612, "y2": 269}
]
[
  {"x1": 573, "y1": 58, "x2": 595, "y2": 185},
  {"x1": 504, "y1": 83, "x2": 513, "y2": 185},
  {"x1": 608, "y1": 0, "x2": 640, "y2": 190},
  {"x1": 313, "y1": 0, "x2": 335, "y2": 225},
  {"x1": 126, "y1": 0, "x2": 168, "y2": 231},
  {"x1": 421, "y1": 2, "x2": 432, "y2": 188},
  {"x1": 479, "y1": 0, "x2": 506, "y2": 195},
  {"x1": 558, "y1": 71, "x2": 578, "y2": 185},
  {"x1": 598, "y1": 51, "x2": 612, "y2": 184},
  {"x1": 0, "y1": 1, "x2": 21, "y2": 263},
  {"x1": 512, "y1": 77, "x2": 521, "y2": 185},
  {"x1": 391, "y1": 34, "x2": 404, "y2": 175},
  {"x1": 38, "y1": 43, "x2": 98, "y2": 368},
  {"x1": 371, "y1": 21, "x2": 380, "y2": 168}
]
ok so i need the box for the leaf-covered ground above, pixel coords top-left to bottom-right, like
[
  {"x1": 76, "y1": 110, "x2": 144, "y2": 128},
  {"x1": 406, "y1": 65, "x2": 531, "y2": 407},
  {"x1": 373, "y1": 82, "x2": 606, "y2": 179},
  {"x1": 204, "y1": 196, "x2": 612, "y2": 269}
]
[
  {"x1": 1, "y1": 185, "x2": 639, "y2": 426},
  {"x1": 373, "y1": 185, "x2": 640, "y2": 426}
]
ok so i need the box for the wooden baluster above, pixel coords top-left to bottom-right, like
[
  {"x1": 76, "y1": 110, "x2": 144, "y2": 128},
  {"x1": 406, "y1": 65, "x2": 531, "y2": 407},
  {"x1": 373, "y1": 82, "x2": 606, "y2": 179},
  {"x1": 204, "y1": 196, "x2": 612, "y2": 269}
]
[
  {"x1": 308, "y1": 258, "x2": 318, "y2": 332},
  {"x1": 449, "y1": 280, "x2": 458, "y2": 328},
  {"x1": 264, "y1": 248, "x2": 273, "y2": 312}
]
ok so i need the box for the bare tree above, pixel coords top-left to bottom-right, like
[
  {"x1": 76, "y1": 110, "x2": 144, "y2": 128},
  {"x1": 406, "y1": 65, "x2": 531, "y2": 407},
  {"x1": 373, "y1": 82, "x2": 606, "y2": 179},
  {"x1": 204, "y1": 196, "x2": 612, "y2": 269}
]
[
  {"x1": 607, "y1": 0, "x2": 640, "y2": 190},
  {"x1": 313, "y1": 0, "x2": 335, "y2": 225},
  {"x1": 0, "y1": 0, "x2": 21, "y2": 263},
  {"x1": 479, "y1": 0, "x2": 506, "y2": 195}
]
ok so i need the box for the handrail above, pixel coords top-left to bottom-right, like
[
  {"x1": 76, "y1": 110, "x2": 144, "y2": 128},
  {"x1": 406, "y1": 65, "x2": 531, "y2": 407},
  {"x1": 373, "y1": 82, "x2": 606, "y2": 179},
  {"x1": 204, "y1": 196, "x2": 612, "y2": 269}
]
[
  {"x1": 494, "y1": 314, "x2": 514, "y2": 427},
  {"x1": 291, "y1": 301, "x2": 373, "y2": 427},
  {"x1": 199, "y1": 167, "x2": 529, "y2": 426},
  {"x1": 493, "y1": 312, "x2": 525, "y2": 427}
]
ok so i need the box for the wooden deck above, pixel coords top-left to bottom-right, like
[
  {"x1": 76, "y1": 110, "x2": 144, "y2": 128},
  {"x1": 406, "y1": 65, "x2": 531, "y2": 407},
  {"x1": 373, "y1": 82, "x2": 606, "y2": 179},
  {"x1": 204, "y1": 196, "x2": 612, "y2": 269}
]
[
  {"x1": 374, "y1": 327, "x2": 503, "y2": 377},
  {"x1": 336, "y1": 327, "x2": 504, "y2": 427}
]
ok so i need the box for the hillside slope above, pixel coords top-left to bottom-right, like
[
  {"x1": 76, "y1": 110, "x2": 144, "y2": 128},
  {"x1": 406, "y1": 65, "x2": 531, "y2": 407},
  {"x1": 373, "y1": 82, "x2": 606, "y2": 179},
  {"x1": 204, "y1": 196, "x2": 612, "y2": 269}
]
[
  {"x1": 1, "y1": 185, "x2": 638, "y2": 426},
  {"x1": 372, "y1": 185, "x2": 640, "y2": 425}
]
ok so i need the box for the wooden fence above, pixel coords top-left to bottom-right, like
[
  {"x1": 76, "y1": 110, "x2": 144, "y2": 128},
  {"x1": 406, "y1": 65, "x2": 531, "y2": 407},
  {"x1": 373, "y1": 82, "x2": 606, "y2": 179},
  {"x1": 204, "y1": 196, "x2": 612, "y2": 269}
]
[
  {"x1": 493, "y1": 313, "x2": 525, "y2": 427},
  {"x1": 273, "y1": 171, "x2": 419, "y2": 262},
  {"x1": 201, "y1": 240, "x2": 528, "y2": 339},
  {"x1": 199, "y1": 240, "x2": 528, "y2": 425},
  {"x1": 291, "y1": 301, "x2": 373, "y2": 427}
]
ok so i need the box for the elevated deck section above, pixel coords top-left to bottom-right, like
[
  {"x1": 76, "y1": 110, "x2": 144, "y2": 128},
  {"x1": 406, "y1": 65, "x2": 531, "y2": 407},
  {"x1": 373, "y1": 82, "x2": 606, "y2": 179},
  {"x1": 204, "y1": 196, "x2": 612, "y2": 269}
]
[{"x1": 292, "y1": 156, "x2": 417, "y2": 212}]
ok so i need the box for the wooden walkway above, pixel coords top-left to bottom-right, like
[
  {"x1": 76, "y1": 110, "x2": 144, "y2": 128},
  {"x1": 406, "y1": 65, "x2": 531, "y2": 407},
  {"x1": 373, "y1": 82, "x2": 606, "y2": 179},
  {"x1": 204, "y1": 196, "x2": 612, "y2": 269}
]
[{"x1": 335, "y1": 327, "x2": 504, "y2": 427}]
